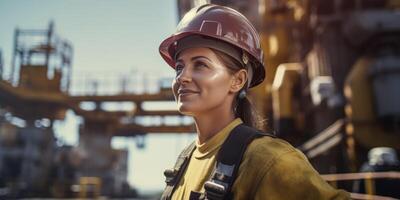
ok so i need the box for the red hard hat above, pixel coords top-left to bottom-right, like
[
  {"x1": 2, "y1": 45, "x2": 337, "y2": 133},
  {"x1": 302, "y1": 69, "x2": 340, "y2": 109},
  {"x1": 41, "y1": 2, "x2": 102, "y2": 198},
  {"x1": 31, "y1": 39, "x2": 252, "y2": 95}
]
[{"x1": 159, "y1": 4, "x2": 265, "y2": 88}]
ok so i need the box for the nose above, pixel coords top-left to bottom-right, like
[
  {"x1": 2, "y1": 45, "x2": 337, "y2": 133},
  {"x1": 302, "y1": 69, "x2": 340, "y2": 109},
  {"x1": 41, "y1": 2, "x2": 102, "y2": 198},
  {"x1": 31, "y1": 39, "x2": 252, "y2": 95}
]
[{"x1": 176, "y1": 67, "x2": 192, "y2": 84}]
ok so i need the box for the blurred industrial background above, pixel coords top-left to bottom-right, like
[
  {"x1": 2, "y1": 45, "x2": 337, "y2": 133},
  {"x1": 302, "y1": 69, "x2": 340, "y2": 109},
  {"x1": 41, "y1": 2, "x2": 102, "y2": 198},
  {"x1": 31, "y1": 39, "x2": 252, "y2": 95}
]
[{"x1": 0, "y1": 0, "x2": 400, "y2": 199}]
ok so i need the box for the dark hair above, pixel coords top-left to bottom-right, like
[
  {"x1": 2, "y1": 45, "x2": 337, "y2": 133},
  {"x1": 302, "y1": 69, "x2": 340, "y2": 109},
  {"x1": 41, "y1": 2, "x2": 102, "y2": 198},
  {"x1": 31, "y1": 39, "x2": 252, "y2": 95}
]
[{"x1": 210, "y1": 49, "x2": 264, "y2": 130}]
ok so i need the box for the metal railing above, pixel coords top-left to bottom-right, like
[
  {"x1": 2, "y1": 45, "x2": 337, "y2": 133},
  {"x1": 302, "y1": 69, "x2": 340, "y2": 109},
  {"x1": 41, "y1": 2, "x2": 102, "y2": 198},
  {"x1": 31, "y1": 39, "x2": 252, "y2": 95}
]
[
  {"x1": 299, "y1": 119, "x2": 345, "y2": 158},
  {"x1": 322, "y1": 172, "x2": 400, "y2": 200},
  {"x1": 69, "y1": 70, "x2": 174, "y2": 96}
]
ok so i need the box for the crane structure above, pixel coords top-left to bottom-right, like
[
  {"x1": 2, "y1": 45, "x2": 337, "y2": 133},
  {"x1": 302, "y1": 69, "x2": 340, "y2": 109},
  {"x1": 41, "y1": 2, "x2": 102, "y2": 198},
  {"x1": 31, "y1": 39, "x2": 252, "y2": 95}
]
[{"x1": 0, "y1": 22, "x2": 194, "y2": 198}]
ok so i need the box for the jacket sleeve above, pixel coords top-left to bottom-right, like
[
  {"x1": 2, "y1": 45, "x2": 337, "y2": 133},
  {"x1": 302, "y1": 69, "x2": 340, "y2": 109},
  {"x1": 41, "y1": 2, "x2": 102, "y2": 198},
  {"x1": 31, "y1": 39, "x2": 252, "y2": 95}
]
[{"x1": 254, "y1": 150, "x2": 350, "y2": 200}]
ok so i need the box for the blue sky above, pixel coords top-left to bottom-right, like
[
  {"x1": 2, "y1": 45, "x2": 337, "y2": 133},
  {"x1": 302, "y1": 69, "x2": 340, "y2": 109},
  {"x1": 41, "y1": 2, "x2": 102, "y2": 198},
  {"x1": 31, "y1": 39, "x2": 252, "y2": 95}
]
[
  {"x1": 0, "y1": 0, "x2": 177, "y2": 75},
  {"x1": 0, "y1": 0, "x2": 196, "y2": 192}
]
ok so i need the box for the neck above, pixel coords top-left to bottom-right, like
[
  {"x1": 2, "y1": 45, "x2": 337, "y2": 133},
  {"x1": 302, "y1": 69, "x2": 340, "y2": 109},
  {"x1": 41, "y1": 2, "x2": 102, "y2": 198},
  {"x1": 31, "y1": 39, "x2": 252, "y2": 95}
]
[{"x1": 194, "y1": 102, "x2": 236, "y2": 144}]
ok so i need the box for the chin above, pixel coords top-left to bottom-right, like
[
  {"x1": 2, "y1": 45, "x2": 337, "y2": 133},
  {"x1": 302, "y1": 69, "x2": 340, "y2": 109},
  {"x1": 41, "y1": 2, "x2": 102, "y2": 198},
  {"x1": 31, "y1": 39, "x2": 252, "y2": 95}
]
[{"x1": 177, "y1": 103, "x2": 197, "y2": 116}]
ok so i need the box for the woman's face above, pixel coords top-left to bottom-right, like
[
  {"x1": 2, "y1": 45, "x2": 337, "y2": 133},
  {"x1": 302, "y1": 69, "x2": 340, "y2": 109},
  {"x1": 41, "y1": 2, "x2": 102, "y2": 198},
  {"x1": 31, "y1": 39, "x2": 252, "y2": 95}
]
[{"x1": 172, "y1": 47, "x2": 236, "y2": 116}]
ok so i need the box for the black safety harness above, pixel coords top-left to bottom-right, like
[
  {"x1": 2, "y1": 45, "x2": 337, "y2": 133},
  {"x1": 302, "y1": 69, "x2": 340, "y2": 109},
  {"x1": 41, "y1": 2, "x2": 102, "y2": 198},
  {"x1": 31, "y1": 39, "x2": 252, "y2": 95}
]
[{"x1": 161, "y1": 124, "x2": 275, "y2": 200}]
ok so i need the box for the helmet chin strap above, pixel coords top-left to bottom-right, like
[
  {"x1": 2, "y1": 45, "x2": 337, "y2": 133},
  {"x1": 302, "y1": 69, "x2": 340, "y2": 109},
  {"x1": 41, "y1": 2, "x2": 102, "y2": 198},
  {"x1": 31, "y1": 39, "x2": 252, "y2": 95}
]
[
  {"x1": 238, "y1": 66, "x2": 252, "y2": 100},
  {"x1": 237, "y1": 52, "x2": 254, "y2": 100},
  {"x1": 246, "y1": 64, "x2": 253, "y2": 89},
  {"x1": 242, "y1": 52, "x2": 254, "y2": 94}
]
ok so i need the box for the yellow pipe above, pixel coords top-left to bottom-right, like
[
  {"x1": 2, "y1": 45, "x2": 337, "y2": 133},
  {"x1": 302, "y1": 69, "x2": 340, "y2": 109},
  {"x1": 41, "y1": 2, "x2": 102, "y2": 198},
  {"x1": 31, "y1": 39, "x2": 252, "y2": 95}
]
[
  {"x1": 365, "y1": 176, "x2": 375, "y2": 197},
  {"x1": 272, "y1": 63, "x2": 302, "y2": 119}
]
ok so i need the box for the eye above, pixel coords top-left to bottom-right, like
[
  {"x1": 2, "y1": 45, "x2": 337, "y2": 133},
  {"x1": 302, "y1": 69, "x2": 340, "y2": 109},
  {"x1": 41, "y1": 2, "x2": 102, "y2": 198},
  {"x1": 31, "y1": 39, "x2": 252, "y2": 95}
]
[
  {"x1": 175, "y1": 64, "x2": 184, "y2": 74},
  {"x1": 194, "y1": 61, "x2": 208, "y2": 69}
]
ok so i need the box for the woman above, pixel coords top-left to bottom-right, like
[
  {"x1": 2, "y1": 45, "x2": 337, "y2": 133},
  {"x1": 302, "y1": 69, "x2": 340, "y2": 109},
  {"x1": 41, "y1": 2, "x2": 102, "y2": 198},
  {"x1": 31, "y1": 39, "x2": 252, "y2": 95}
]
[{"x1": 159, "y1": 4, "x2": 350, "y2": 200}]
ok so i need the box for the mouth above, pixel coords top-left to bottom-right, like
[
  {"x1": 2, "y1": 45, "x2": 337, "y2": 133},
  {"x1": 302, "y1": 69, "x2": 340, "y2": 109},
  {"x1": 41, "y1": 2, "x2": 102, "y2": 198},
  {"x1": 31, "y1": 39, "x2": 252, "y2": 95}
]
[{"x1": 177, "y1": 89, "x2": 199, "y2": 96}]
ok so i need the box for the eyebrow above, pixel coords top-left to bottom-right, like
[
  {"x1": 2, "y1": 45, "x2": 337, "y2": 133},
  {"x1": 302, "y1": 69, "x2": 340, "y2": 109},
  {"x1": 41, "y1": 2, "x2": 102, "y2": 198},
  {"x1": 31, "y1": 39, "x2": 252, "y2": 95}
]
[{"x1": 177, "y1": 56, "x2": 212, "y2": 63}]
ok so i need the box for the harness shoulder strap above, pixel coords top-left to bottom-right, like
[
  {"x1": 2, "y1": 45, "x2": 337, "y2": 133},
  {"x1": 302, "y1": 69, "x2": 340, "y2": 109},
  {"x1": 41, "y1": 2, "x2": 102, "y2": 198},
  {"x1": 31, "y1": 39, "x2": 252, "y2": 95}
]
[
  {"x1": 161, "y1": 141, "x2": 196, "y2": 200},
  {"x1": 204, "y1": 124, "x2": 275, "y2": 200}
]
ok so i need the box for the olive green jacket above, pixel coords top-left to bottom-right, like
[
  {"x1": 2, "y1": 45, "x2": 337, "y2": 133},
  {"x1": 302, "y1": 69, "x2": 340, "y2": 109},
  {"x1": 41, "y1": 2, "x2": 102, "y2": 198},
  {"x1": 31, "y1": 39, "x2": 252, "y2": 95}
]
[{"x1": 172, "y1": 119, "x2": 350, "y2": 199}]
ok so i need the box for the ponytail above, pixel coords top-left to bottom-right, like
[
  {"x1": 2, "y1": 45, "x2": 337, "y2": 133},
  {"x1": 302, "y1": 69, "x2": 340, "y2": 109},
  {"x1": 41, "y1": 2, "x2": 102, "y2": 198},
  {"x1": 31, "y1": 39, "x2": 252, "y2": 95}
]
[
  {"x1": 235, "y1": 95, "x2": 264, "y2": 130},
  {"x1": 211, "y1": 48, "x2": 266, "y2": 131}
]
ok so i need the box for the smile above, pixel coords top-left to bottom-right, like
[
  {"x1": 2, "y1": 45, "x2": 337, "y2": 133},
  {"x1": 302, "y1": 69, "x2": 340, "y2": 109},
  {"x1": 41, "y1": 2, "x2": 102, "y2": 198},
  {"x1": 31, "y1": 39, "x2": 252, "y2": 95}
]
[{"x1": 177, "y1": 89, "x2": 199, "y2": 97}]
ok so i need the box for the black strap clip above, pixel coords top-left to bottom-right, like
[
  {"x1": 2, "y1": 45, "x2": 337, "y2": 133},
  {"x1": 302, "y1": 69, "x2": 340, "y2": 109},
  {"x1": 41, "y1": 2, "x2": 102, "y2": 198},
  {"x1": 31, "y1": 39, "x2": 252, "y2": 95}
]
[
  {"x1": 164, "y1": 168, "x2": 178, "y2": 185},
  {"x1": 204, "y1": 181, "x2": 226, "y2": 200}
]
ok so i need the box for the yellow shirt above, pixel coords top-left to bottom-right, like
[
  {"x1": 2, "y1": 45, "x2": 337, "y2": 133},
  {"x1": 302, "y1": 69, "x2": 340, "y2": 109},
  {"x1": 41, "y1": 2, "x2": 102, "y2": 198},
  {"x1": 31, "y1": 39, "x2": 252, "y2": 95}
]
[{"x1": 171, "y1": 118, "x2": 350, "y2": 200}]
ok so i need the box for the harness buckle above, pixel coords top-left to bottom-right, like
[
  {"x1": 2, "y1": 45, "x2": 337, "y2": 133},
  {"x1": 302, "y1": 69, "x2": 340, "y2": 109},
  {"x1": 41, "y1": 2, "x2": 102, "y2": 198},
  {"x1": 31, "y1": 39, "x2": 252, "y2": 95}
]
[
  {"x1": 164, "y1": 168, "x2": 178, "y2": 185},
  {"x1": 204, "y1": 181, "x2": 226, "y2": 200}
]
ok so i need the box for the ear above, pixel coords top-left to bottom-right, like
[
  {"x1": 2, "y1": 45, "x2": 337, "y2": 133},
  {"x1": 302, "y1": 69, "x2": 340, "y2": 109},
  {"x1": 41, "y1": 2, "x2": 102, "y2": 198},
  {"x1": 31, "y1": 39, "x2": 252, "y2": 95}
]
[{"x1": 230, "y1": 69, "x2": 248, "y2": 93}]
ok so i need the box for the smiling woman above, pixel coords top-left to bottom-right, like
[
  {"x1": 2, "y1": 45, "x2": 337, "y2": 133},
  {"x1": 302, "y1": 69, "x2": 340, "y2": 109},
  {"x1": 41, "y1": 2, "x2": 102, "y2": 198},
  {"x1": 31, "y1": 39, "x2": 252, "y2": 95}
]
[
  {"x1": 173, "y1": 47, "x2": 241, "y2": 143},
  {"x1": 158, "y1": 4, "x2": 350, "y2": 200},
  {"x1": 174, "y1": 48, "x2": 235, "y2": 118}
]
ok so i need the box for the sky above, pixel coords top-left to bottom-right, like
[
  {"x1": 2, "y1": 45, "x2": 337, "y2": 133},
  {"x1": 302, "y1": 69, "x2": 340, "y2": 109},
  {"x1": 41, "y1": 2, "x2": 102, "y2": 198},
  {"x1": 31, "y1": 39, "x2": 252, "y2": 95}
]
[{"x1": 0, "y1": 0, "x2": 197, "y2": 193}]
